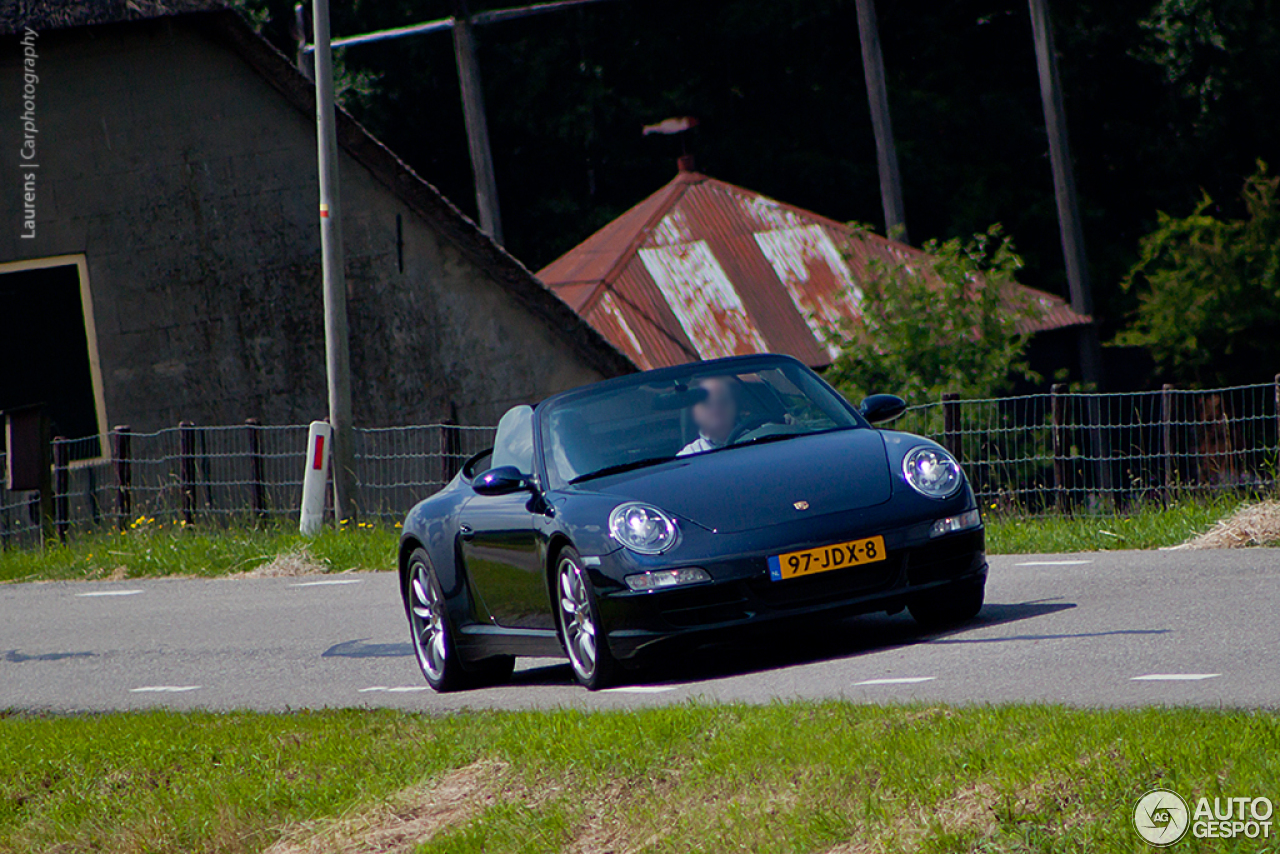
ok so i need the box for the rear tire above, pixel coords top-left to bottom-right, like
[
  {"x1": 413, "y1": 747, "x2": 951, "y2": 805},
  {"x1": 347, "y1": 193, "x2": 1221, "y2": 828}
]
[
  {"x1": 908, "y1": 578, "x2": 985, "y2": 629},
  {"x1": 555, "y1": 547, "x2": 618, "y2": 690},
  {"x1": 405, "y1": 549, "x2": 514, "y2": 692}
]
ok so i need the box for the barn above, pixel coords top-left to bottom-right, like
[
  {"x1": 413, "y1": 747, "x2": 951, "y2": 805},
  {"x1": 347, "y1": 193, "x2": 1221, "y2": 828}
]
[{"x1": 0, "y1": 1, "x2": 632, "y2": 466}]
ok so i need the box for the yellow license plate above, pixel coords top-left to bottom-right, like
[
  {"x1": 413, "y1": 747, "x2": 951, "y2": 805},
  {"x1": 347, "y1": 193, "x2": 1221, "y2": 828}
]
[{"x1": 768, "y1": 535, "x2": 886, "y2": 581}]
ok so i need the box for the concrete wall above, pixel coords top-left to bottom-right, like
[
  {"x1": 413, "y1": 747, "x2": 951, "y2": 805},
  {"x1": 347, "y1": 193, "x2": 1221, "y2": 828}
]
[{"x1": 0, "y1": 18, "x2": 607, "y2": 433}]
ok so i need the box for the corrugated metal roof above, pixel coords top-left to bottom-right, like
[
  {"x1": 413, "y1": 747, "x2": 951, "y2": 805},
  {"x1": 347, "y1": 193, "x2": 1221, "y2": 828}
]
[{"x1": 539, "y1": 164, "x2": 1090, "y2": 370}]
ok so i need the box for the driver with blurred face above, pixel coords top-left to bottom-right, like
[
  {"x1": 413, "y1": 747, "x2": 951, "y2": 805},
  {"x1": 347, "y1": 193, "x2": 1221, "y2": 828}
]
[{"x1": 678, "y1": 376, "x2": 740, "y2": 456}]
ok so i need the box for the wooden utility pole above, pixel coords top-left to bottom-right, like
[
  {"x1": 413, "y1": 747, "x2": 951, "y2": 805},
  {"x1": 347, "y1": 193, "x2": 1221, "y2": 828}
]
[
  {"x1": 313, "y1": 0, "x2": 358, "y2": 523},
  {"x1": 1028, "y1": 0, "x2": 1101, "y2": 388},
  {"x1": 296, "y1": 1, "x2": 618, "y2": 248},
  {"x1": 452, "y1": 0, "x2": 504, "y2": 245},
  {"x1": 854, "y1": 0, "x2": 907, "y2": 244},
  {"x1": 1029, "y1": 0, "x2": 1111, "y2": 500}
]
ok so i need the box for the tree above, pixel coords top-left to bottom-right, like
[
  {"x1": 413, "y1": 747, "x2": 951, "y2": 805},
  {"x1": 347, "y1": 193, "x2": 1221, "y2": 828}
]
[
  {"x1": 1116, "y1": 161, "x2": 1280, "y2": 386},
  {"x1": 826, "y1": 225, "x2": 1038, "y2": 405}
]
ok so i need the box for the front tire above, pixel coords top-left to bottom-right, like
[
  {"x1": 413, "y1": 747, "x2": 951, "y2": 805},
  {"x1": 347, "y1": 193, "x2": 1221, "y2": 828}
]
[
  {"x1": 908, "y1": 577, "x2": 985, "y2": 629},
  {"x1": 555, "y1": 547, "x2": 617, "y2": 690}
]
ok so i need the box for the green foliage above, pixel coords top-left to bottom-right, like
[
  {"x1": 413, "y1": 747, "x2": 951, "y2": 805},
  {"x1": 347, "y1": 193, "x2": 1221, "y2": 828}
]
[
  {"x1": 826, "y1": 225, "x2": 1038, "y2": 406},
  {"x1": 984, "y1": 492, "x2": 1247, "y2": 554},
  {"x1": 1117, "y1": 161, "x2": 1280, "y2": 386}
]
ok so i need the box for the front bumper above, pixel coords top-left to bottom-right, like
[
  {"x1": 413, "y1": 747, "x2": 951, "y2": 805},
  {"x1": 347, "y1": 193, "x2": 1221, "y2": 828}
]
[{"x1": 596, "y1": 527, "x2": 986, "y2": 661}]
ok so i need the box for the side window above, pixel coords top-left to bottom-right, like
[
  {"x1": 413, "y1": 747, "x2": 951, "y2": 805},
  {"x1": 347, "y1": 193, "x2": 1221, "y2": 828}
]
[{"x1": 491, "y1": 405, "x2": 535, "y2": 474}]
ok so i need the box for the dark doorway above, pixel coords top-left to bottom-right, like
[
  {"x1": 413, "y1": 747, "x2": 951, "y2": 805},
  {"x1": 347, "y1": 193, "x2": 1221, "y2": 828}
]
[{"x1": 0, "y1": 262, "x2": 103, "y2": 458}]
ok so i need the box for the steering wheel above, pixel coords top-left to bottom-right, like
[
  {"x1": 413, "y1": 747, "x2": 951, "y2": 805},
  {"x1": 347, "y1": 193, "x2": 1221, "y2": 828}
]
[{"x1": 725, "y1": 417, "x2": 774, "y2": 445}]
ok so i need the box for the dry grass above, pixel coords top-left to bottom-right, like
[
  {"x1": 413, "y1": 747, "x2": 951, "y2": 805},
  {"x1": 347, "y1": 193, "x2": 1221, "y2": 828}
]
[
  {"x1": 235, "y1": 545, "x2": 331, "y2": 578},
  {"x1": 264, "y1": 760, "x2": 513, "y2": 854},
  {"x1": 1173, "y1": 499, "x2": 1280, "y2": 549}
]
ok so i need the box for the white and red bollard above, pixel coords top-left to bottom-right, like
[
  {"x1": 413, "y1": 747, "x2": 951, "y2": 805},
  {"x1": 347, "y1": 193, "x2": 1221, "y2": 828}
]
[{"x1": 299, "y1": 420, "x2": 332, "y2": 535}]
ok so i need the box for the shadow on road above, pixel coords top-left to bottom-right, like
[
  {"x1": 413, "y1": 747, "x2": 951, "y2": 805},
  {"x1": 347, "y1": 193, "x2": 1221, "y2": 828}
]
[
  {"x1": 322, "y1": 639, "x2": 413, "y2": 658},
  {"x1": 611, "y1": 598, "x2": 1084, "y2": 688},
  {"x1": 322, "y1": 598, "x2": 1153, "y2": 693},
  {"x1": 457, "y1": 598, "x2": 1096, "y2": 691},
  {"x1": 3, "y1": 649, "x2": 96, "y2": 663}
]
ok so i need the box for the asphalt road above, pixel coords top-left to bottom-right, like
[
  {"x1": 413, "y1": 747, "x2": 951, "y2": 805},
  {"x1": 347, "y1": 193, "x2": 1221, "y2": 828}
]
[{"x1": 2, "y1": 549, "x2": 1277, "y2": 712}]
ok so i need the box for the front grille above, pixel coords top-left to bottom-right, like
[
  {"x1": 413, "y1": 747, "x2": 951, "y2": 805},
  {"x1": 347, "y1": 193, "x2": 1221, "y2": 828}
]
[{"x1": 656, "y1": 585, "x2": 752, "y2": 628}]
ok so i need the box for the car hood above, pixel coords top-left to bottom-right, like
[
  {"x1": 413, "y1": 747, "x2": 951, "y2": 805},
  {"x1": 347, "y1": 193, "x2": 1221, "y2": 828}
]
[{"x1": 573, "y1": 428, "x2": 893, "y2": 533}]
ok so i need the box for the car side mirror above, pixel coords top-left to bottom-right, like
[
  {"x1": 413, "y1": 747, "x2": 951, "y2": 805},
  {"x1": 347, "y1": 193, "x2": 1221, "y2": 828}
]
[
  {"x1": 473, "y1": 465, "x2": 532, "y2": 496},
  {"x1": 860, "y1": 394, "x2": 908, "y2": 425}
]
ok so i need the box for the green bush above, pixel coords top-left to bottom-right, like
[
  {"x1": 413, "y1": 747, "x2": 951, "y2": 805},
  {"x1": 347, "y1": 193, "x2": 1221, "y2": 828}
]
[
  {"x1": 1117, "y1": 160, "x2": 1280, "y2": 386},
  {"x1": 826, "y1": 225, "x2": 1038, "y2": 407}
]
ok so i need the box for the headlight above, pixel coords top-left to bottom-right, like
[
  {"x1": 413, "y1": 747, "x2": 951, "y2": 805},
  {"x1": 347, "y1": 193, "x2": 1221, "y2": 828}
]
[
  {"x1": 608, "y1": 502, "x2": 678, "y2": 554},
  {"x1": 903, "y1": 446, "x2": 963, "y2": 499}
]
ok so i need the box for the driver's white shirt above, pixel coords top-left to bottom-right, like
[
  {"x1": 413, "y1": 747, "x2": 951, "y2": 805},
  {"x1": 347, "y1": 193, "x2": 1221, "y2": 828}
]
[{"x1": 677, "y1": 432, "x2": 728, "y2": 456}]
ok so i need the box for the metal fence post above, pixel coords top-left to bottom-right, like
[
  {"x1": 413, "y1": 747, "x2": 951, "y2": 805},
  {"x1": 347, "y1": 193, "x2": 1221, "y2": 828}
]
[
  {"x1": 35, "y1": 414, "x2": 54, "y2": 544},
  {"x1": 941, "y1": 393, "x2": 961, "y2": 460},
  {"x1": 246, "y1": 418, "x2": 267, "y2": 519},
  {"x1": 180, "y1": 421, "x2": 197, "y2": 525},
  {"x1": 112, "y1": 425, "x2": 132, "y2": 530},
  {"x1": 1050, "y1": 383, "x2": 1067, "y2": 512},
  {"x1": 53, "y1": 436, "x2": 69, "y2": 543},
  {"x1": 1161, "y1": 383, "x2": 1175, "y2": 505}
]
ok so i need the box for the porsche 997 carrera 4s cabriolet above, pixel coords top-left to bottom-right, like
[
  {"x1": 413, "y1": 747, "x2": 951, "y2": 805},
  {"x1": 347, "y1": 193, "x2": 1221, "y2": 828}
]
[{"x1": 398, "y1": 353, "x2": 987, "y2": 691}]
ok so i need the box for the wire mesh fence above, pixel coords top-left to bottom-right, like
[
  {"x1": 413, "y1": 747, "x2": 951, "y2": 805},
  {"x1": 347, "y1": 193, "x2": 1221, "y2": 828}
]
[
  {"x1": 2, "y1": 378, "x2": 1277, "y2": 549},
  {"x1": 0, "y1": 422, "x2": 495, "y2": 551},
  {"x1": 897, "y1": 381, "x2": 1280, "y2": 515}
]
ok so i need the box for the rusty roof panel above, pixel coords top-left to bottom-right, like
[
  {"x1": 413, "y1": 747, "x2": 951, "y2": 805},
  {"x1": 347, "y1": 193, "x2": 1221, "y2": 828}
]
[
  {"x1": 538, "y1": 165, "x2": 1091, "y2": 371},
  {"x1": 755, "y1": 224, "x2": 864, "y2": 360},
  {"x1": 637, "y1": 241, "x2": 769, "y2": 359}
]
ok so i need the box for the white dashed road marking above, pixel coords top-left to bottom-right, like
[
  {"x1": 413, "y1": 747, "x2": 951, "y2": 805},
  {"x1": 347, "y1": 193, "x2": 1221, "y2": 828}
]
[
  {"x1": 288, "y1": 579, "x2": 363, "y2": 588},
  {"x1": 76, "y1": 590, "x2": 144, "y2": 597},
  {"x1": 605, "y1": 685, "x2": 679, "y2": 694},
  {"x1": 358, "y1": 686, "x2": 430, "y2": 693},
  {"x1": 130, "y1": 686, "x2": 201, "y2": 693},
  {"x1": 1015, "y1": 560, "x2": 1093, "y2": 567},
  {"x1": 855, "y1": 677, "x2": 936, "y2": 685},
  {"x1": 1131, "y1": 673, "x2": 1221, "y2": 681}
]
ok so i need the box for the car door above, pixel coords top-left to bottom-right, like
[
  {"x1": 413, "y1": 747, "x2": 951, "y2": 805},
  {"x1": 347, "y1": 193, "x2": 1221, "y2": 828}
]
[{"x1": 459, "y1": 406, "x2": 555, "y2": 630}]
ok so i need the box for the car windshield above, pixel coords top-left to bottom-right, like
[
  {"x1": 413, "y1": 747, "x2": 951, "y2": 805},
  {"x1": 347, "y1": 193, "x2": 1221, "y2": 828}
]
[{"x1": 540, "y1": 359, "x2": 864, "y2": 488}]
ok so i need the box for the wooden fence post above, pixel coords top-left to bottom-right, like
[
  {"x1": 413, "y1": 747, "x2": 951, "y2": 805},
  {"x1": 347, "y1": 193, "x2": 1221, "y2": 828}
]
[
  {"x1": 113, "y1": 425, "x2": 132, "y2": 530},
  {"x1": 440, "y1": 419, "x2": 462, "y2": 484},
  {"x1": 941, "y1": 393, "x2": 961, "y2": 460},
  {"x1": 1161, "y1": 383, "x2": 1175, "y2": 505},
  {"x1": 179, "y1": 421, "x2": 197, "y2": 525},
  {"x1": 53, "y1": 437, "x2": 69, "y2": 543},
  {"x1": 1050, "y1": 383, "x2": 1068, "y2": 513},
  {"x1": 246, "y1": 418, "x2": 267, "y2": 519}
]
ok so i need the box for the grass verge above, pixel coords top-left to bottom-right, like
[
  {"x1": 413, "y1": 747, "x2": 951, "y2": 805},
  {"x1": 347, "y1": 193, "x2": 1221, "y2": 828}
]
[
  {"x1": 2, "y1": 494, "x2": 1276, "y2": 583},
  {"x1": 983, "y1": 493, "x2": 1254, "y2": 554},
  {"x1": 1, "y1": 703, "x2": 1276, "y2": 854},
  {"x1": 0, "y1": 519, "x2": 398, "y2": 584}
]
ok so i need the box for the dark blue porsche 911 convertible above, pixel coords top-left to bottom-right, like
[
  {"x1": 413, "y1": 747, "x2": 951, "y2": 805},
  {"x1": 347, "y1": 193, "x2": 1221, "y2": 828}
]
[{"x1": 398, "y1": 353, "x2": 986, "y2": 691}]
